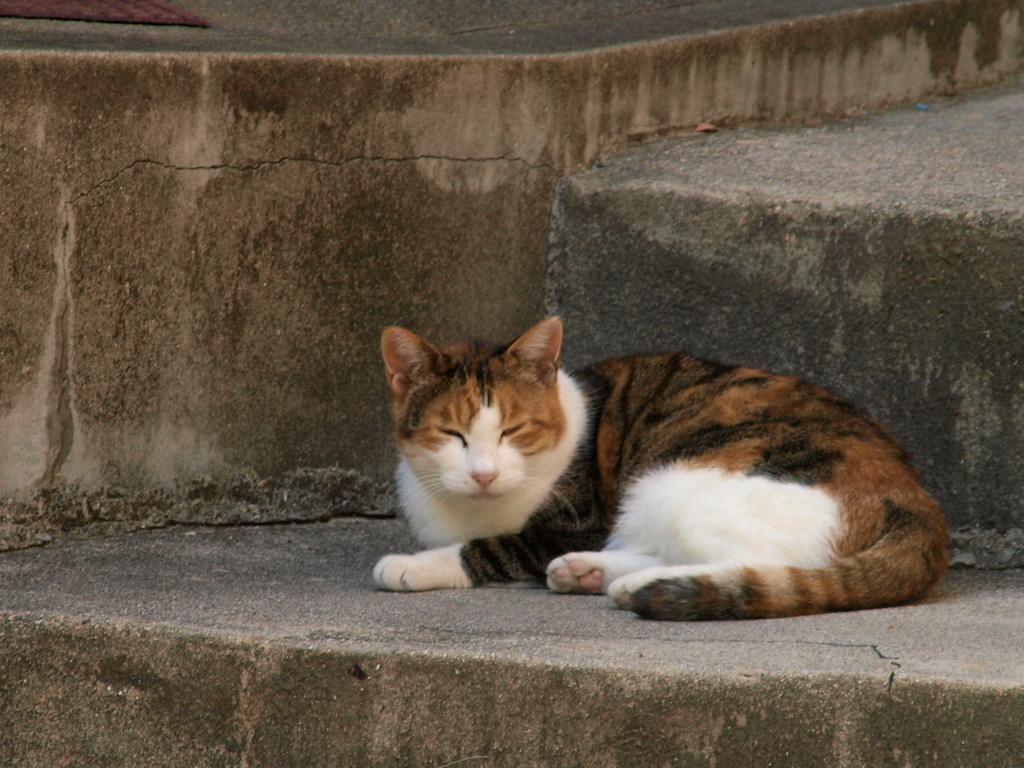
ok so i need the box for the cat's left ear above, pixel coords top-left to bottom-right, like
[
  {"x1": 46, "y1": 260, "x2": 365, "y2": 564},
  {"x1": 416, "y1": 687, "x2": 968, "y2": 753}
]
[{"x1": 507, "y1": 317, "x2": 563, "y2": 387}]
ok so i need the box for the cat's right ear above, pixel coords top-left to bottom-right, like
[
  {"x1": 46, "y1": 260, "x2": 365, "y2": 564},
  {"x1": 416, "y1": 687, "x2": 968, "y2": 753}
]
[{"x1": 381, "y1": 327, "x2": 437, "y2": 398}]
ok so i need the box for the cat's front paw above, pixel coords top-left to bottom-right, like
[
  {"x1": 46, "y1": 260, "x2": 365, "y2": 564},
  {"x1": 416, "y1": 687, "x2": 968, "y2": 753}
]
[
  {"x1": 546, "y1": 552, "x2": 609, "y2": 594},
  {"x1": 373, "y1": 545, "x2": 472, "y2": 592}
]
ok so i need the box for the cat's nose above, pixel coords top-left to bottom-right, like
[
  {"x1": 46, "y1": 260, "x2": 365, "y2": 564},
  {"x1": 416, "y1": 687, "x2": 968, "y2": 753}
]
[{"x1": 471, "y1": 470, "x2": 497, "y2": 488}]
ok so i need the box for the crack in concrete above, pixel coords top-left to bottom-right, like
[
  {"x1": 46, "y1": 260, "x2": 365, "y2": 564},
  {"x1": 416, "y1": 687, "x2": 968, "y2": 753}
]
[
  {"x1": 886, "y1": 661, "x2": 902, "y2": 695},
  {"x1": 867, "y1": 643, "x2": 898, "y2": 661},
  {"x1": 69, "y1": 153, "x2": 556, "y2": 204}
]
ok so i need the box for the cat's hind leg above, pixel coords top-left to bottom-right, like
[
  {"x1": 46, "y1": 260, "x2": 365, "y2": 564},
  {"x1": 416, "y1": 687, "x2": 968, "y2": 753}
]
[{"x1": 546, "y1": 551, "x2": 663, "y2": 594}]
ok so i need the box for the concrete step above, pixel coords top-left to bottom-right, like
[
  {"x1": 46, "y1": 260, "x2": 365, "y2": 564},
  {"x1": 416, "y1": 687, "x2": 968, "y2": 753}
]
[
  {"x1": 1, "y1": 520, "x2": 1022, "y2": 767},
  {"x1": 548, "y1": 78, "x2": 1024, "y2": 544}
]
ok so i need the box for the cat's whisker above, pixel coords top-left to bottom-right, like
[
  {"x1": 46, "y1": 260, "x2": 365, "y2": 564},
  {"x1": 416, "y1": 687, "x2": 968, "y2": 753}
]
[{"x1": 418, "y1": 481, "x2": 455, "y2": 503}]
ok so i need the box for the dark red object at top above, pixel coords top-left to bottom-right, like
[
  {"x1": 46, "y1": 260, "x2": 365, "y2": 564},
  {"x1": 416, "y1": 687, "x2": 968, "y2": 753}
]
[{"x1": 0, "y1": 0, "x2": 210, "y2": 27}]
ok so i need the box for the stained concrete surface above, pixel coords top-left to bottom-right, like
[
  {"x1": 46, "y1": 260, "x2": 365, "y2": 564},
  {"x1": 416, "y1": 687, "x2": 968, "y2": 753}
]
[
  {"x1": 548, "y1": 78, "x2": 1024, "y2": 533},
  {"x1": 2, "y1": 0, "x2": 1022, "y2": 518},
  {"x1": 0, "y1": 0, "x2": 966, "y2": 55},
  {"x1": 0, "y1": 519, "x2": 1021, "y2": 766}
]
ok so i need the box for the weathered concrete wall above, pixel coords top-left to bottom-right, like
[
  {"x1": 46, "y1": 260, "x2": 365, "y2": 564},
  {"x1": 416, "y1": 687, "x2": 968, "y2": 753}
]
[
  {"x1": 547, "y1": 83, "x2": 1024, "y2": 532},
  {"x1": 1, "y1": 616, "x2": 1022, "y2": 767},
  {"x1": 1, "y1": 0, "x2": 1022, "y2": 528},
  {"x1": 0, "y1": 55, "x2": 561, "y2": 494}
]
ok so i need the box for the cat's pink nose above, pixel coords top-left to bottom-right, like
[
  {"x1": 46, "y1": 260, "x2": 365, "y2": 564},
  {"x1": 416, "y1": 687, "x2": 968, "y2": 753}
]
[{"x1": 472, "y1": 470, "x2": 497, "y2": 488}]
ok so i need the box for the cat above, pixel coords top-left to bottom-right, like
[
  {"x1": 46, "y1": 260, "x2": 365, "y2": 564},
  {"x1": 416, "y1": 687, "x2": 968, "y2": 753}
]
[{"x1": 373, "y1": 317, "x2": 948, "y2": 620}]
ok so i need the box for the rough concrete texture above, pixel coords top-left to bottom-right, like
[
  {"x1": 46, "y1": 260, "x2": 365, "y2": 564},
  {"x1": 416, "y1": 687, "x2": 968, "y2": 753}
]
[
  {"x1": 1, "y1": 0, "x2": 1023, "y2": 520},
  {"x1": 548, "y1": 79, "x2": 1024, "y2": 536},
  {"x1": 0, "y1": 466, "x2": 396, "y2": 552},
  {"x1": 0, "y1": 54, "x2": 558, "y2": 495},
  {"x1": 949, "y1": 525, "x2": 1024, "y2": 569},
  {"x1": 0, "y1": 519, "x2": 1022, "y2": 767},
  {"x1": 0, "y1": 0, "x2": 1011, "y2": 56}
]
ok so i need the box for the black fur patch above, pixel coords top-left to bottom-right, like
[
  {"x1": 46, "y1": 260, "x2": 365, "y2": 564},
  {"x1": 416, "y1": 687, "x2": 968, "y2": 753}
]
[
  {"x1": 880, "y1": 499, "x2": 925, "y2": 537},
  {"x1": 750, "y1": 438, "x2": 841, "y2": 485},
  {"x1": 679, "y1": 422, "x2": 771, "y2": 457}
]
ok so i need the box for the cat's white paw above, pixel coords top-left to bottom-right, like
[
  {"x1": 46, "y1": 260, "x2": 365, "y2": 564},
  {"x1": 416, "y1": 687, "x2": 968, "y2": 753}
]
[
  {"x1": 373, "y1": 545, "x2": 472, "y2": 592},
  {"x1": 546, "y1": 552, "x2": 611, "y2": 594}
]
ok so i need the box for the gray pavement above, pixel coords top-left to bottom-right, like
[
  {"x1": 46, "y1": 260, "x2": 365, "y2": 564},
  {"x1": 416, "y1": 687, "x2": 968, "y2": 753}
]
[
  {"x1": 0, "y1": 0, "x2": 918, "y2": 54},
  {"x1": 1, "y1": 518, "x2": 1022, "y2": 685}
]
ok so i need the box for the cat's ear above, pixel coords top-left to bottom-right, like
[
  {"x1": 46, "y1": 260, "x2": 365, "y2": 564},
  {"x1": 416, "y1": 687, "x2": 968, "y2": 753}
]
[
  {"x1": 381, "y1": 327, "x2": 439, "y2": 398},
  {"x1": 507, "y1": 317, "x2": 563, "y2": 387}
]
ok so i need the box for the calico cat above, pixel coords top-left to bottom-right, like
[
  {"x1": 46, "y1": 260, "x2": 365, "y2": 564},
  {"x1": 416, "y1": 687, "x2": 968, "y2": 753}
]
[{"x1": 373, "y1": 317, "x2": 948, "y2": 620}]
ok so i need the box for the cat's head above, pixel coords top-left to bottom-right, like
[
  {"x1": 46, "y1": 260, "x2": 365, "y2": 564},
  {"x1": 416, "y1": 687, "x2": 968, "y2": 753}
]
[{"x1": 381, "y1": 317, "x2": 567, "y2": 501}]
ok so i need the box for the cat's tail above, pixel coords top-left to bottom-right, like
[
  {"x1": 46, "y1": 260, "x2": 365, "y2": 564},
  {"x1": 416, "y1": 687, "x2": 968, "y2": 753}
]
[{"x1": 625, "y1": 497, "x2": 949, "y2": 620}]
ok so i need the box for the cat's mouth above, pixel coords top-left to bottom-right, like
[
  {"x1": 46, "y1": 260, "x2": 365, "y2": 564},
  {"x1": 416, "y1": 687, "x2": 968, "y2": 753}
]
[{"x1": 470, "y1": 490, "x2": 502, "y2": 502}]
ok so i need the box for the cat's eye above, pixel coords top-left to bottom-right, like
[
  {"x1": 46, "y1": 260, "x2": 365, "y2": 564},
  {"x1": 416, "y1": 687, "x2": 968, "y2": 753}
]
[
  {"x1": 440, "y1": 428, "x2": 467, "y2": 447},
  {"x1": 501, "y1": 425, "x2": 524, "y2": 440}
]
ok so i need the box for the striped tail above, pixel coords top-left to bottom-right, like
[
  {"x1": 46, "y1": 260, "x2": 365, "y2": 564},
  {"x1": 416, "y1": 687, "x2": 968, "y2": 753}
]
[{"x1": 627, "y1": 499, "x2": 949, "y2": 621}]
